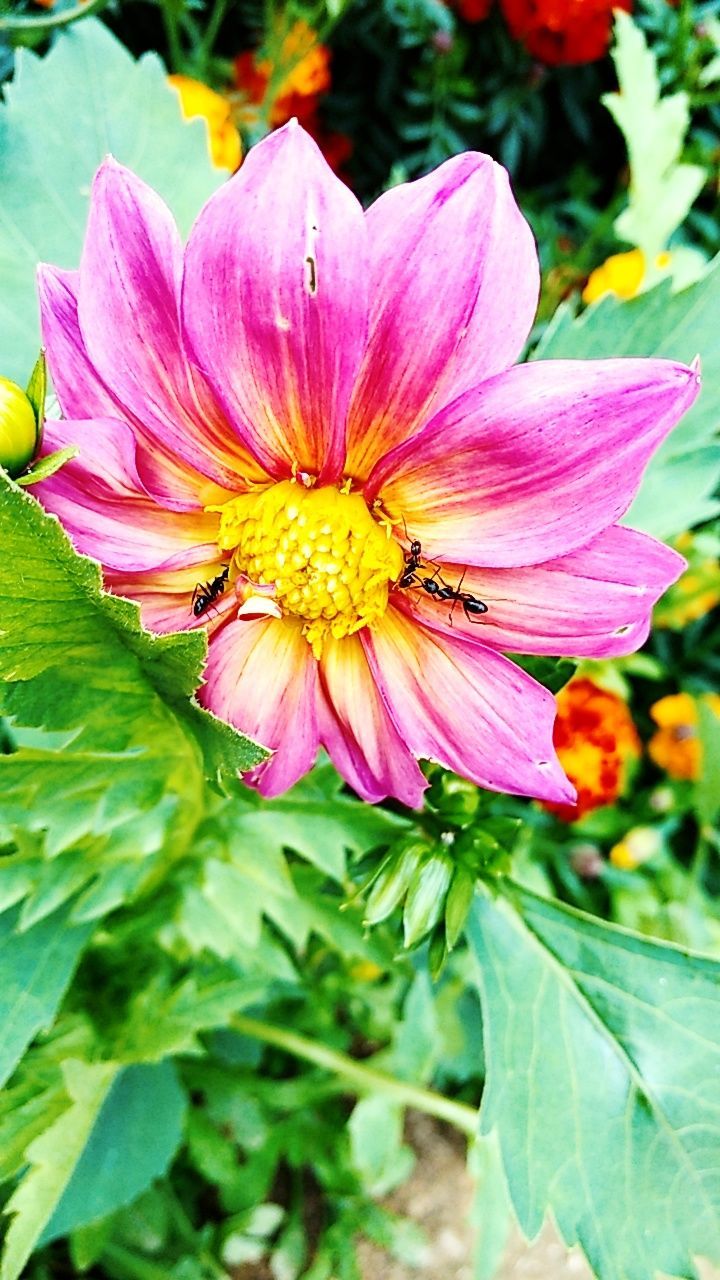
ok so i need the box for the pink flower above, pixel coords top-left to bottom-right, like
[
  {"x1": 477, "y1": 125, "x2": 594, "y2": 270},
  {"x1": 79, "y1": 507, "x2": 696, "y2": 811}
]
[{"x1": 35, "y1": 122, "x2": 698, "y2": 807}]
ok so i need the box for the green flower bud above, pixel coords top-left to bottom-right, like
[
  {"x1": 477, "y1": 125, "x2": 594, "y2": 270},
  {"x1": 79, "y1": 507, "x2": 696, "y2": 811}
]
[
  {"x1": 444, "y1": 866, "x2": 476, "y2": 950},
  {"x1": 0, "y1": 376, "x2": 40, "y2": 478},
  {"x1": 403, "y1": 850, "x2": 454, "y2": 948},
  {"x1": 364, "y1": 840, "x2": 430, "y2": 926}
]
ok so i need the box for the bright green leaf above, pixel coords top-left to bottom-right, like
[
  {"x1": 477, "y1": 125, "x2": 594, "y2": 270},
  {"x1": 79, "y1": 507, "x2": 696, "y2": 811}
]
[
  {"x1": 0, "y1": 19, "x2": 223, "y2": 383},
  {"x1": 603, "y1": 12, "x2": 705, "y2": 262},
  {"x1": 468, "y1": 884, "x2": 720, "y2": 1280},
  {"x1": 0, "y1": 1058, "x2": 118, "y2": 1280}
]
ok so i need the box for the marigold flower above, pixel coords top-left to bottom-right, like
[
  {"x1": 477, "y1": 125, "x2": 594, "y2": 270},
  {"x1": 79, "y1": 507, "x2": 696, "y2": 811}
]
[
  {"x1": 35, "y1": 125, "x2": 697, "y2": 803},
  {"x1": 582, "y1": 249, "x2": 671, "y2": 305},
  {"x1": 500, "y1": 0, "x2": 632, "y2": 65},
  {"x1": 234, "y1": 20, "x2": 331, "y2": 129},
  {"x1": 0, "y1": 376, "x2": 39, "y2": 478},
  {"x1": 169, "y1": 75, "x2": 242, "y2": 172},
  {"x1": 648, "y1": 692, "x2": 720, "y2": 781},
  {"x1": 544, "y1": 678, "x2": 641, "y2": 821}
]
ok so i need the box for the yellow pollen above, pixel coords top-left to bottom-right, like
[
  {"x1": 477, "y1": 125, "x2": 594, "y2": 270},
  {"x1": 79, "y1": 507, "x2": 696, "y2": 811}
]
[{"x1": 208, "y1": 480, "x2": 404, "y2": 658}]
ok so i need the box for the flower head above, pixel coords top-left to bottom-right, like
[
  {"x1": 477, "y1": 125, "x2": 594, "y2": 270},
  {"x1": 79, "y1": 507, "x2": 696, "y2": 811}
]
[
  {"x1": 500, "y1": 0, "x2": 632, "y2": 64},
  {"x1": 35, "y1": 124, "x2": 697, "y2": 805},
  {"x1": 648, "y1": 692, "x2": 720, "y2": 781},
  {"x1": 169, "y1": 75, "x2": 242, "y2": 172},
  {"x1": 542, "y1": 678, "x2": 641, "y2": 821}
]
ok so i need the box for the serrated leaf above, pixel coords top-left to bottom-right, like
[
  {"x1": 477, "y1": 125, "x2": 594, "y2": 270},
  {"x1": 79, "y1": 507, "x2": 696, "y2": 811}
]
[
  {"x1": 0, "y1": 474, "x2": 264, "y2": 918},
  {"x1": 0, "y1": 904, "x2": 91, "y2": 1090},
  {"x1": 534, "y1": 261, "x2": 720, "y2": 539},
  {"x1": 468, "y1": 884, "x2": 720, "y2": 1280},
  {"x1": 0, "y1": 1058, "x2": 118, "y2": 1280},
  {"x1": 603, "y1": 12, "x2": 705, "y2": 260},
  {"x1": 0, "y1": 19, "x2": 223, "y2": 383},
  {"x1": 117, "y1": 971, "x2": 274, "y2": 1061},
  {"x1": 39, "y1": 1061, "x2": 186, "y2": 1244}
]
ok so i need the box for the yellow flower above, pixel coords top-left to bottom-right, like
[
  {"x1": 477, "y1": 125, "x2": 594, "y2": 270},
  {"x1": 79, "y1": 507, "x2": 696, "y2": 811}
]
[
  {"x1": 0, "y1": 376, "x2": 39, "y2": 478},
  {"x1": 582, "y1": 249, "x2": 671, "y2": 305},
  {"x1": 648, "y1": 692, "x2": 720, "y2": 781},
  {"x1": 610, "y1": 826, "x2": 662, "y2": 870},
  {"x1": 169, "y1": 75, "x2": 242, "y2": 172}
]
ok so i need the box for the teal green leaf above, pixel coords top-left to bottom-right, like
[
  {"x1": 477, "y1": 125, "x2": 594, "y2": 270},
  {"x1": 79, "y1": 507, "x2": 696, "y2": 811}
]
[
  {"x1": 0, "y1": 1058, "x2": 119, "y2": 1280},
  {"x1": 39, "y1": 1061, "x2": 186, "y2": 1244},
  {"x1": 0, "y1": 904, "x2": 91, "y2": 1089},
  {"x1": 468, "y1": 884, "x2": 720, "y2": 1280},
  {"x1": 534, "y1": 259, "x2": 720, "y2": 539},
  {"x1": 603, "y1": 12, "x2": 705, "y2": 262},
  {"x1": 0, "y1": 19, "x2": 223, "y2": 383}
]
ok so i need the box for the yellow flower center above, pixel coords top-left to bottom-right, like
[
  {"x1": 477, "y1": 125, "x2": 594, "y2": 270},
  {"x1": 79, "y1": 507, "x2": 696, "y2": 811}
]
[{"x1": 210, "y1": 480, "x2": 404, "y2": 658}]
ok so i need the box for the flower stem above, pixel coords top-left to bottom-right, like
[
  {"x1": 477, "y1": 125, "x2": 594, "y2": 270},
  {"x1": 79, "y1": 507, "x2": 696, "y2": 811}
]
[
  {"x1": 231, "y1": 1013, "x2": 479, "y2": 1136},
  {"x1": 0, "y1": 0, "x2": 108, "y2": 32}
]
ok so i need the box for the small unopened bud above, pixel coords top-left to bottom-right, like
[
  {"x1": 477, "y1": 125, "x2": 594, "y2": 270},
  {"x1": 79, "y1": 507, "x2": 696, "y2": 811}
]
[
  {"x1": 0, "y1": 376, "x2": 39, "y2": 478},
  {"x1": 364, "y1": 840, "x2": 429, "y2": 926},
  {"x1": 403, "y1": 850, "x2": 454, "y2": 947}
]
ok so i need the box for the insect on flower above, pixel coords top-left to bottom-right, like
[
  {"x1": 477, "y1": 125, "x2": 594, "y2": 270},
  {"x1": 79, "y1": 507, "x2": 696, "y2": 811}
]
[
  {"x1": 191, "y1": 565, "x2": 230, "y2": 618},
  {"x1": 34, "y1": 122, "x2": 699, "y2": 806}
]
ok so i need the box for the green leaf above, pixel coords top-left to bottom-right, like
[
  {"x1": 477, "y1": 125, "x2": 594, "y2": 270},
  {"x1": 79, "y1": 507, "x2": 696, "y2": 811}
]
[
  {"x1": 603, "y1": 12, "x2": 705, "y2": 261},
  {"x1": 0, "y1": 474, "x2": 264, "y2": 921},
  {"x1": 696, "y1": 699, "x2": 720, "y2": 828},
  {"x1": 535, "y1": 260, "x2": 720, "y2": 539},
  {"x1": 40, "y1": 1061, "x2": 186, "y2": 1244},
  {"x1": 468, "y1": 884, "x2": 720, "y2": 1280},
  {"x1": 15, "y1": 446, "x2": 78, "y2": 488},
  {"x1": 0, "y1": 1058, "x2": 118, "y2": 1280},
  {"x1": 0, "y1": 19, "x2": 223, "y2": 383},
  {"x1": 0, "y1": 904, "x2": 91, "y2": 1090}
]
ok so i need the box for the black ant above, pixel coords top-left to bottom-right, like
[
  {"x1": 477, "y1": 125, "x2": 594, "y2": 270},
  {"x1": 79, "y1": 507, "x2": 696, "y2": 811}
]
[
  {"x1": 191, "y1": 565, "x2": 229, "y2": 618},
  {"x1": 396, "y1": 534, "x2": 488, "y2": 624}
]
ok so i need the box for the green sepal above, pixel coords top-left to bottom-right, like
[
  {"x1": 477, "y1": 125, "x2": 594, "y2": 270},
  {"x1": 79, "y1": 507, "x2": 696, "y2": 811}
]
[
  {"x1": 444, "y1": 866, "x2": 476, "y2": 951},
  {"x1": 24, "y1": 350, "x2": 46, "y2": 451},
  {"x1": 363, "y1": 840, "x2": 430, "y2": 927},
  {"x1": 15, "y1": 446, "x2": 78, "y2": 488}
]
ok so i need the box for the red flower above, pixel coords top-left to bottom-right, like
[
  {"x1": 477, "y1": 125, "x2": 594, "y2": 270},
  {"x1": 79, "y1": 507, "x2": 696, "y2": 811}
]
[{"x1": 500, "y1": 0, "x2": 632, "y2": 65}]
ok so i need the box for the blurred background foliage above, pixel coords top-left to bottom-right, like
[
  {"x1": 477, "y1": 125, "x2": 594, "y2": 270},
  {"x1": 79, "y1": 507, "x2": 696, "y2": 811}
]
[{"x1": 1, "y1": 0, "x2": 720, "y2": 1277}]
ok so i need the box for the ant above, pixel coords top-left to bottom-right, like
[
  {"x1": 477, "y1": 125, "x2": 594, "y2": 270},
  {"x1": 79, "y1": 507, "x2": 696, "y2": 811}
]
[
  {"x1": 191, "y1": 565, "x2": 229, "y2": 618},
  {"x1": 397, "y1": 534, "x2": 488, "y2": 625}
]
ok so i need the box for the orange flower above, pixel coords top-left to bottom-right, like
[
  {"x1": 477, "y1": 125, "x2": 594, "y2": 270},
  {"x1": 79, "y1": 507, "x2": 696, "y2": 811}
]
[
  {"x1": 500, "y1": 0, "x2": 632, "y2": 65},
  {"x1": 648, "y1": 692, "x2": 720, "y2": 781},
  {"x1": 232, "y1": 21, "x2": 352, "y2": 177},
  {"x1": 169, "y1": 75, "x2": 242, "y2": 172},
  {"x1": 544, "y1": 678, "x2": 641, "y2": 821}
]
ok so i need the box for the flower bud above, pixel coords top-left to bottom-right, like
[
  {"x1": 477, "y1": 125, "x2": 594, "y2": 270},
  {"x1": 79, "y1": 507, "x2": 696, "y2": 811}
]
[
  {"x1": 403, "y1": 850, "x2": 454, "y2": 947},
  {"x1": 0, "y1": 376, "x2": 39, "y2": 478},
  {"x1": 364, "y1": 840, "x2": 430, "y2": 926}
]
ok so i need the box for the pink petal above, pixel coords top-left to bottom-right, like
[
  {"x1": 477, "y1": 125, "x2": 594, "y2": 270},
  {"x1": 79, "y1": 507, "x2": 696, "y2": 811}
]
[
  {"x1": 361, "y1": 606, "x2": 574, "y2": 803},
  {"x1": 200, "y1": 617, "x2": 320, "y2": 796},
  {"x1": 37, "y1": 266, "x2": 119, "y2": 420},
  {"x1": 75, "y1": 159, "x2": 261, "y2": 499},
  {"x1": 182, "y1": 121, "x2": 369, "y2": 484},
  {"x1": 367, "y1": 358, "x2": 700, "y2": 567},
  {"x1": 105, "y1": 561, "x2": 238, "y2": 635},
  {"x1": 318, "y1": 634, "x2": 427, "y2": 807},
  {"x1": 345, "y1": 152, "x2": 538, "y2": 478},
  {"x1": 394, "y1": 526, "x2": 684, "y2": 658},
  {"x1": 36, "y1": 418, "x2": 219, "y2": 573}
]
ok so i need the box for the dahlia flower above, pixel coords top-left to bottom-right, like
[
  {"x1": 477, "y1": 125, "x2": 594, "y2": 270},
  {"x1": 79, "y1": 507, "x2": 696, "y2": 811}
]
[{"x1": 35, "y1": 122, "x2": 698, "y2": 806}]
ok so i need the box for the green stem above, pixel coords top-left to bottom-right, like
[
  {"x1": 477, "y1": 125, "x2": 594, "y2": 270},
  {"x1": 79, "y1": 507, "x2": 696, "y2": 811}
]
[
  {"x1": 231, "y1": 1014, "x2": 478, "y2": 1137},
  {"x1": 159, "y1": 0, "x2": 184, "y2": 72},
  {"x1": 197, "y1": 0, "x2": 228, "y2": 66},
  {"x1": 102, "y1": 1245, "x2": 175, "y2": 1280},
  {"x1": 0, "y1": 0, "x2": 108, "y2": 32}
]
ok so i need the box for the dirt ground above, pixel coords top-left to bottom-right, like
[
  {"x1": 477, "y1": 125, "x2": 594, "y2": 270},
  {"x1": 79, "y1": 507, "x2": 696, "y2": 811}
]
[{"x1": 357, "y1": 1112, "x2": 718, "y2": 1280}]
